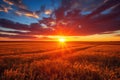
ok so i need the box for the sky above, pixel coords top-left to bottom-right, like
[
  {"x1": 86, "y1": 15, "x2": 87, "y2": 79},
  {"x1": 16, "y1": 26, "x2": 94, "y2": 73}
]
[{"x1": 0, "y1": 0, "x2": 120, "y2": 41}]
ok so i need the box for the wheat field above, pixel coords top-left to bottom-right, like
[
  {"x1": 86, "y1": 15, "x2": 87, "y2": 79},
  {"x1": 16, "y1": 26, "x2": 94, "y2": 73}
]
[{"x1": 0, "y1": 41, "x2": 120, "y2": 80}]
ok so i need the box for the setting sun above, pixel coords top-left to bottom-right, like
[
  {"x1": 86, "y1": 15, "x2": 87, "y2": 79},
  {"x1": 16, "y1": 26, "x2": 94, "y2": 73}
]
[{"x1": 59, "y1": 38, "x2": 66, "y2": 43}]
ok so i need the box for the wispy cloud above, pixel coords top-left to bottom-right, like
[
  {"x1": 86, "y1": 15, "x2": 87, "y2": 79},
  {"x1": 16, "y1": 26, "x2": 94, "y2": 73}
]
[
  {"x1": 3, "y1": 0, "x2": 27, "y2": 9},
  {"x1": 0, "y1": 4, "x2": 12, "y2": 12},
  {"x1": 15, "y1": 10, "x2": 40, "y2": 19}
]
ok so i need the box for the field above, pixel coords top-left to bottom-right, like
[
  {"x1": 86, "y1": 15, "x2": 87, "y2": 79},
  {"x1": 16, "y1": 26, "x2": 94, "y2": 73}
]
[{"x1": 0, "y1": 41, "x2": 120, "y2": 80}]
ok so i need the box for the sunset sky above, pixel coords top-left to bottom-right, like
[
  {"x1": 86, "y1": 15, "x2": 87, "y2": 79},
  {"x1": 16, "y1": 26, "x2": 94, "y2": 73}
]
[{"x1": 0, "y1": 0, "x2": 120, "y2": 41}]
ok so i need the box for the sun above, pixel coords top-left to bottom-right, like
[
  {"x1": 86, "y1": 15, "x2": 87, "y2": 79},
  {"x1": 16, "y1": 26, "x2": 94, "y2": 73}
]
[{"x1": 58, "y1": 38, "x2": 66, "y2": 43}]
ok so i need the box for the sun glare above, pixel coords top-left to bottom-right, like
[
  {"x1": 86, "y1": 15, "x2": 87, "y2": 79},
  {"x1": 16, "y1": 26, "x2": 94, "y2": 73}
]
[{"x1": 59, "y1": 38, "x2": 66, "y2": 43}]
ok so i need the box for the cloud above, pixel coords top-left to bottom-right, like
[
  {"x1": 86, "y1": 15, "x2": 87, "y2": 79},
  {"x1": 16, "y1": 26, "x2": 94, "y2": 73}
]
[
  {"x1": 86, "y1": 0, "x2": 120, "y2": 18},
  {"x1": 44, "y1": 9, "x2": 52, "y2": 15},
  {"x1": 71, "y1": 0, "x2": 105, "y2": 11},
  {"x1": 3, "y1": 0, "x2": 27, "y2": 9},
  {"x1": 0, "y1": 26, "x2": 30, "y2": 33},
  {"x1": 0, "y1": 29, "x2": 28, "y2": 36},
  {"x1": 0, "y1": 19, "x2": 30, "y2": 30},
  {"x1": 0, "y1": 31, "x2": 18, "y2": 35},
  {"x1": 15, "y1": 11, "x2": 39, "y2": 19},
  {"x1": 0, "y1": 0, "x2": 120, "y2": 39},
  {"x1": 3, "y1": 0, "x2": 40, "y2": 19},
  {"x1": 15, "y1": 9, "x2": 40, "y2": 19},
  {"x1": 0, "y1": 4, "x2": 12, "y2": 12},
  {"x1": 0, "y1": 33, "x2": 36, "y2": 39},
  {"x1": 0, "y1": 19, "x2": 56, "y2": 36}
]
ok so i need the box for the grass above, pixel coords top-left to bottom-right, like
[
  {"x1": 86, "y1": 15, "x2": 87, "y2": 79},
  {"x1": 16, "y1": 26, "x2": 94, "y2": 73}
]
[{"x1": 0, "y1": 41, "x2": 120, "y2": 80}]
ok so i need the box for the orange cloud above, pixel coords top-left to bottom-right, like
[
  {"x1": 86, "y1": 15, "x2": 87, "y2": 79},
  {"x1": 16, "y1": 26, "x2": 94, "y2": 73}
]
[
  {"x1": 3, "y1": 0, "x2": 13, "y2": 5},
  {"x1": 44, "y1": 9, "x2": 52, "y2": 15},
  {"x1": 0, "y1": 5, "x2": 12, "y2": 12},
  {"x1": 3, "y1": 0, "x2": 27, "y2": 9},
  {"x1": 24, "y1": 12, "x2": 39, "y2": 18},
  {"x1": 15, "y1": 11, "x2": 39, "y2": 19}
]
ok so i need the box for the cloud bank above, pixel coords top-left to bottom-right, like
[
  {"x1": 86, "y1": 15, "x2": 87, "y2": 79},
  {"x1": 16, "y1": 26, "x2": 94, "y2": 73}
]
[{"x1": 0, "y1": 0, "x2": 120, "y2": 39}]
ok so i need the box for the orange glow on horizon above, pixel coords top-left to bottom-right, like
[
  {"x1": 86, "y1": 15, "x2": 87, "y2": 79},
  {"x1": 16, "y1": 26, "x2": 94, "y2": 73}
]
[
  {"x1": 1, "y1": 31, "x2": 120, "y2": 41},
  {"x1": 35, "y1": 33, "x2": 120, "y2": 41}
]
